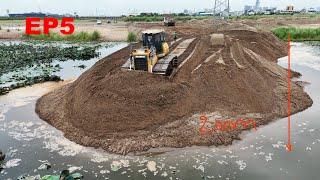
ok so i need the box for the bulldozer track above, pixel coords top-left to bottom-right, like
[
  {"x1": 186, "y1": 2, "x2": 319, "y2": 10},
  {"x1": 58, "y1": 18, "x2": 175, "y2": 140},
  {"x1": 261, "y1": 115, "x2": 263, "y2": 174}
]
[{"x1": 152, "y1": 38, "x2": 196, "y2": 75}]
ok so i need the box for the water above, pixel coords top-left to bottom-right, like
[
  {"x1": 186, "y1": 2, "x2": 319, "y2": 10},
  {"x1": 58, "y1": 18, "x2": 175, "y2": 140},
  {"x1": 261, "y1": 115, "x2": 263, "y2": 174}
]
[{"x1": 0, "y1": 42, "x2": 319, "y2": 179}]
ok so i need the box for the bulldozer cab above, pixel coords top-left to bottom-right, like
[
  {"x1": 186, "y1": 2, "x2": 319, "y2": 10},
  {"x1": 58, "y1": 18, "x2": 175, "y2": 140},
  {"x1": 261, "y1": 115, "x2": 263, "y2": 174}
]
[
  {"x1": 121, "y1": 29, "x2": 171, "y2": 74},
  {"x1": 142, "y1": 29, "x2": 166, "y2": 54}
]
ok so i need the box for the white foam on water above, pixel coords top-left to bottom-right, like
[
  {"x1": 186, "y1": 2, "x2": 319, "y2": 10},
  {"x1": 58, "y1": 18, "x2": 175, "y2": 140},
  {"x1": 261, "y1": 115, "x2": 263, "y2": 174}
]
[
  {"x1": 161, "y1": 171, "x2": 168, "y2": 177},
  {"x1": 272, "y1": 141, "x2": 286, "y2": 149},
  {"x1": 38, "y1": 161, "x2": 51, "y2": 170},
  {"x1": 68, "y1": 166, "x2": 82, "y2": 173},
  {"x1": 90, "y1": 153, "x2": 110, "y2": 163},
  {"x1": 235, "y1": 160, "x2": 246, "y2": 171},
  {"x1": 120, "y1": 160, "x2": 130, "y2": 168},
  {"x1": 54, "y1": 139, "x2": 85, "y2": 157},
  {"x1": 265, "y1": 153, "x2": 273, "y2": 162},
  {"x1": 5, "y1": 118, "x2": 104, "y2": 158},
  {"x1": 138, "y1": 167, "x2": 147, "y2": 173},
  {"x1": 217, "y1": 160, "x2": 228, "y2": 165},
  {"x1": 193, "y1": 164, "x2": 205, "y2": 172},
  {"x1": 111, "y1": 161, "x2": 122, "y2": 172},
  {"x1": 3, "y1": 117, "x2": 104, "y2": 158},
  {"x1": 4, "y1": 158, "x2": 21, "y2": 168},
  {"x1": 6, "y1": 120, "x2": 50, "y2": 142},
  {"x1": 309, "y1": 129, "x2": 315, "y2": 132},
  {"x1": 99, "y1": 169, "x2": 110, "y2": 174},
  {"x1": 7, "y1": 148, "x2": 18, "y2": 158},
  {"x1": 146, "y1": 161, "x2": 157, "y2": 172}
]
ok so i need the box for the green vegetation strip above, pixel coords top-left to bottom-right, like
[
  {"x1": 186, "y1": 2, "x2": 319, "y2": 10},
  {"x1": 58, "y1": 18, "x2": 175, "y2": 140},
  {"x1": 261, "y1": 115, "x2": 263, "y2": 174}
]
[
  {"x1": 272, "y1": 27, "x2": 320, "y2": 41},
  {"x1": 0, "y1": 43, "x2": 100, "y2": 76},
  {"x1": 23, "y1": 31, "x2": 101, "y2": 42}
]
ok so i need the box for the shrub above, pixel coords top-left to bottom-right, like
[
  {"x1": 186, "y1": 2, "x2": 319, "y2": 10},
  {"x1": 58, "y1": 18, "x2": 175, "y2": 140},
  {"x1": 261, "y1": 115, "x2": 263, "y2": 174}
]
[
  {"x1": 91, "y1": 31, "x2": 101, "y2": 41},
  {"x1": 127, "y1": 32, "x2": 137, "y2": 43}
]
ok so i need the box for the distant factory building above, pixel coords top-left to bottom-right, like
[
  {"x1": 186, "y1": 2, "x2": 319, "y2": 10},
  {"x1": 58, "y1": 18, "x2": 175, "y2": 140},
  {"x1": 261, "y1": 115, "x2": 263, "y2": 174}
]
[
  {"x1": 308, "y1": 8, "x2": 316, "y2": 13},
  {"x1": 8, "y1": 12, "x2": 63, "y2": 18},
  {"x1": 244, "y1": 5, "x2": 255, "y2": 14},
  {"x1": 198, "y1": 12, "x2": 214, "y2": 16},
  {"x1": 9, "y1": 12, "x2": 46, "y2": 18},
  {"x1": 244, "y1": 3, "x2": 277, "y2": 15},
  {"x1": 264, "y1": 7, "x2": 277, "y2": 15}
]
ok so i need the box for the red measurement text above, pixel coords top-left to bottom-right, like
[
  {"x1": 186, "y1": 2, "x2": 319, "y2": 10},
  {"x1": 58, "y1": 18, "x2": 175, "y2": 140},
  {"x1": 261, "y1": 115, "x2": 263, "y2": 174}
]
[{"x1": 199, "y1": 115, "x2": 257, "y2": 135}]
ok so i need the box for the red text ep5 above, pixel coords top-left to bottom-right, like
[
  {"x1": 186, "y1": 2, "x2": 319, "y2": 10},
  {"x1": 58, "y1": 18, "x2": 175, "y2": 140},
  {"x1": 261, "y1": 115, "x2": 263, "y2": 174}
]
[{"x1": 25, "y1": 17, "x2": 75, "y2": 35}]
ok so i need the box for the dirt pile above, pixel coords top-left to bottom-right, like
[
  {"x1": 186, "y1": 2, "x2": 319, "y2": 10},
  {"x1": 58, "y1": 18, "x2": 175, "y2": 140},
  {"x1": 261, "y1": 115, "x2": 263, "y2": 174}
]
[{"x1": 36, "y1": 23, "x2": 313, "y2": 155}]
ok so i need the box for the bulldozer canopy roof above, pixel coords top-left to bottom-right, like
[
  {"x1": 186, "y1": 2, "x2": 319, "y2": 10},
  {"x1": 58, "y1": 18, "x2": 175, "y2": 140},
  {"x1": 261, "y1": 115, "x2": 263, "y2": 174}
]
[{"x1": 142, "y1": 29, "x2": 164, "y2": 34}]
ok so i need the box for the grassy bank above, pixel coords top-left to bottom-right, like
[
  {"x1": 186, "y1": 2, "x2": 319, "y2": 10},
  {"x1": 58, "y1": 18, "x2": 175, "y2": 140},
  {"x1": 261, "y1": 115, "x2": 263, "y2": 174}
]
[
  {"x1": 272, "y1": 27, "x2": 320, "y2": 41},
  {"x1": 23, "y1": 31, "x2": 101, "y2": 42},
  {"x1": 124, "y1": 16, "x2": 163, "y2": 22}
]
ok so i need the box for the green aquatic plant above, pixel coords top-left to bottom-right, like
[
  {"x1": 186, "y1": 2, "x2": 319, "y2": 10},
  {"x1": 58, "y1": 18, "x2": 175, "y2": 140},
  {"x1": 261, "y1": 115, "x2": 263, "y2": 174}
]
[
  {"x1": 0, "y1": 42, "x2": 102, "y2": 95},
  {"x1": 0, "y1": 43, "x2": 100, "y2": 76},
  {"x1": 272, "y1": 27, "x2": 320, "y2": 41}
]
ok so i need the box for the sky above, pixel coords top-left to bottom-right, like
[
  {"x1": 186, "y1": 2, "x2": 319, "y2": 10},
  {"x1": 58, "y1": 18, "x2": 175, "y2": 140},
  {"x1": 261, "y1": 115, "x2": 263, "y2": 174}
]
[{"x1": 0, "y1": 0, "x2": 319, "y2": 16}]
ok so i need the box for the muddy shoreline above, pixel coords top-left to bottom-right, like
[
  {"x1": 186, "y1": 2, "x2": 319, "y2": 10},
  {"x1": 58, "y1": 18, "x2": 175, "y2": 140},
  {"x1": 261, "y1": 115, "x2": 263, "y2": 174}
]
[{"x1": 36, "y1": 21, "x2": 313, "y2": 155}]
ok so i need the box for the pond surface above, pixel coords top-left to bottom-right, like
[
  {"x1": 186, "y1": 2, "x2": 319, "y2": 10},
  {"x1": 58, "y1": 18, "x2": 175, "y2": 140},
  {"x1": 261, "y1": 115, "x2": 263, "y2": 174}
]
[{"x1": 0, "y1": 42, "x2": 319, "y2": 179}]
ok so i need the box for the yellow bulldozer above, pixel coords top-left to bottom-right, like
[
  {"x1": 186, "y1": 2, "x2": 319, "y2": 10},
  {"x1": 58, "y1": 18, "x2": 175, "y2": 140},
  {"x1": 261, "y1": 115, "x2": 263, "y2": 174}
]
[
  {"x1": 122, "y1": 29, "x2": 178, "y2": 76},
  {"x1": 164, "y1": 14, "x2": 176, "y2": 26}
]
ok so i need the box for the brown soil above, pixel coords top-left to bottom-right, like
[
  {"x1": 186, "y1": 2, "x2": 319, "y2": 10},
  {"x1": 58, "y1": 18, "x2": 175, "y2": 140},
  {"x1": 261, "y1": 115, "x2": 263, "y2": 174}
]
[{"x1": 36, "y1": 20, "x2": 313, "y2": 155}]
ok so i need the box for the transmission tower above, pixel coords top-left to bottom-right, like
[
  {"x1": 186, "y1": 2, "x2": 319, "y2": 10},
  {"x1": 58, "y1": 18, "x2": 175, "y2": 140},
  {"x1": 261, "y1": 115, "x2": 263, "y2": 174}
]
[{"x1": 213, "y1": 0, "x2": 230, "y2": 19}]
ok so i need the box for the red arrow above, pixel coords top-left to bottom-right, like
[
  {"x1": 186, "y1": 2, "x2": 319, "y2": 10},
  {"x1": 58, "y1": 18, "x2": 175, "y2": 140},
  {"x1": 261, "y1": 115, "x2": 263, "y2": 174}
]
[{"x1": 286, "y1": 32, "x2": 293, "y2": 152}]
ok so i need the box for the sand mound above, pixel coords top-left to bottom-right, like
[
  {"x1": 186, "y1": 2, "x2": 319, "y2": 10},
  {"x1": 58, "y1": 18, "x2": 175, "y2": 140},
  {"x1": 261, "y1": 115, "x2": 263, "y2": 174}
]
[{"x1": 36, "y1": 25, "x2": 312, "y2": 155}]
